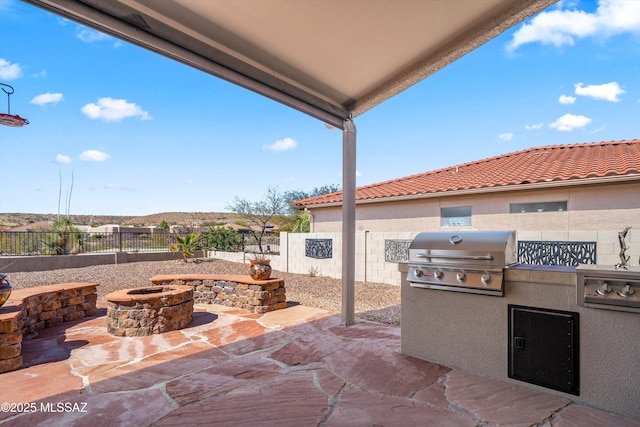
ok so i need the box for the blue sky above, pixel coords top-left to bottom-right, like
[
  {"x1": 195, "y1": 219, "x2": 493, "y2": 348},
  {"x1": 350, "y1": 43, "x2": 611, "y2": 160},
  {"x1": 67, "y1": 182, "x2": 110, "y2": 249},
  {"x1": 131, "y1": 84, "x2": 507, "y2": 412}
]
[{"x1": 0, "y1": 0, "x2": 638, "y2": 216}]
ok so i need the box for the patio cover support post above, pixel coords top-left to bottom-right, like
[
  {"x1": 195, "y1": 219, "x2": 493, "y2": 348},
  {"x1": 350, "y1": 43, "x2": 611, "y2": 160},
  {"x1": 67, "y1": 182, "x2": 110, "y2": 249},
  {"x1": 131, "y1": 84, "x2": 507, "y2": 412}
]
[{"x1": 341, "y1": 118, "x2": 356, "y2": 326}]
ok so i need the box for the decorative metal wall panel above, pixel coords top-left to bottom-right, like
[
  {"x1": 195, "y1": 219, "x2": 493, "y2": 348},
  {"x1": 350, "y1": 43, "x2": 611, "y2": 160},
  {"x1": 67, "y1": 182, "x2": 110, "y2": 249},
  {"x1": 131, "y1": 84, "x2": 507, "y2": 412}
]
[
  {"x1": 305, "y1": 239, "x2": 332, "y2": 259},
  {"x1": 517, "y1": 241, "x2": 596, "y2": 266},
  {"x1": 385, "y1": 239, "x2": 412, "y2": 263}
]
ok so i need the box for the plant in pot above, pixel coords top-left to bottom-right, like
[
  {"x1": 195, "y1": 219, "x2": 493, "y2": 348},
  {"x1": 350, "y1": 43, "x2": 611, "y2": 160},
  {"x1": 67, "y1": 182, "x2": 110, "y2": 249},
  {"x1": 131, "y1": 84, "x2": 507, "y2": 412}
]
[
  {"x1": 248, "y1": 253, "x2": 272, "y2": 280},
  {"x1": 0, "y1": 273, "x2": 11, "y2": 308}
]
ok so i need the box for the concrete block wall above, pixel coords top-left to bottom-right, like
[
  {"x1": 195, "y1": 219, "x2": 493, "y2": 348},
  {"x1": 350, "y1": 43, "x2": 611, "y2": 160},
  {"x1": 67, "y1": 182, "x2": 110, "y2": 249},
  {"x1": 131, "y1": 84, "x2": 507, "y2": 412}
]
[
  {"x1": 6, "y1": 230, "x2": 632, "y2": 284},
  {"x1": 363, "y1": 231, "x2": 416, "y2": 285},
  {"x1": 0, "y1": 250, "x2": 205, "y2": 273},
  {"x1": 207, "y1": 229, "x2": 639, "y2": 286},
  {"x1": 286, "y1": 232, "x2": 344, "y2": 279}
]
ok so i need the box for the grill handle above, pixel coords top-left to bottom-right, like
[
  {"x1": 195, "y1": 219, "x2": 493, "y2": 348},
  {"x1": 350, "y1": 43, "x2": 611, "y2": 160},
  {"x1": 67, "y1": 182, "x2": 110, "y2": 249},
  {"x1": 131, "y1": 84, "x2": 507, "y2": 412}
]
[{"x1": 415, "y1": 253, "x2": 494, "y2": 261}]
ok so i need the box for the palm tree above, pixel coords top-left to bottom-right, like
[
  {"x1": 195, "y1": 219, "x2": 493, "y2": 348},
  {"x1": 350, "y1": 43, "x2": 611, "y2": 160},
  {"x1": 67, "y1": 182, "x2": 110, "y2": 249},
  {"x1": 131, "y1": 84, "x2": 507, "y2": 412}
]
[
  {"x1": 292, "y1": 211, "x2": 310, "y2": 233},
  {"x1": 170, "y1": 232, "x2": 201, "y2": 262}
]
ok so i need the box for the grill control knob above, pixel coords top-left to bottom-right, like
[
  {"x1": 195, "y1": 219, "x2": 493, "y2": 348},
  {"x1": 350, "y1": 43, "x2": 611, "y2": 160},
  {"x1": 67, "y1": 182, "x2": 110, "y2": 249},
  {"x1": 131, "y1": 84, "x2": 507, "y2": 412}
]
[
  {"x1": 415, "y1": 269, "x2": 425, "y2": 278},
  {"x1": 618, "y1": 284, "x2": 636, "y2": 297},
  {"x1": 481, "y1": 274, "x2": 492, "y2": 285},
  {"x1": 596, "y1": 282, "x2": 613, "y2": 295},
  {"x1": 434, "y1": 271, "x2": 444, "y2": 280},
  {"x1": 456, "y1": 272, "x2": 466, "y2": 282}
]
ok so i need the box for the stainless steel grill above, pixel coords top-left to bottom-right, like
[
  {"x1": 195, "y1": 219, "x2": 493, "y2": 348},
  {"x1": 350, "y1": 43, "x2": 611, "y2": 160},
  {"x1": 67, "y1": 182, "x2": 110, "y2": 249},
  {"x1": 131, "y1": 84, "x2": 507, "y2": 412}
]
[
  {"x1": 407, "y1": 230, "x2": 516, "y2": 296},
  {"x1": 577, "y1": 265, "x2": 640, "y2": 313}
]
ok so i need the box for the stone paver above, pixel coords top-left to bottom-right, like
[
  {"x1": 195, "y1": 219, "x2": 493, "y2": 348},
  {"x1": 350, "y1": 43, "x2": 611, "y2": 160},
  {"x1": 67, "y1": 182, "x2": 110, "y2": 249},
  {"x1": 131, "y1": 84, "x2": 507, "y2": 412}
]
[
  {"x1": 445, "y1": 370, "x2": 572, "y2": 426},
  {"x1": 0, "y1": 304, "x2": 638, "y2": 426},
  {"x1": 326, "y1": 387, "x2": 476, "y2": 427},
  {"x1": 551, "y1": 405, "x2": 640, "y2": 427}
]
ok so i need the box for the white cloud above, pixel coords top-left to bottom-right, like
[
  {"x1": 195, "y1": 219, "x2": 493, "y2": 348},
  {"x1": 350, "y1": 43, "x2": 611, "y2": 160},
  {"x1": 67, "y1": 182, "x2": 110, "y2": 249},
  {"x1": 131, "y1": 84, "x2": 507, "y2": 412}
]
[
  {"x1": 499, "y1": 133, "x2": 514, "y2": 141},
  {"x1": 76, "y1": 28, "x2": 121, "y2": 47},
  {"x1": 55, "y1": 154, "x2": 72, "y2": 164},
  {"x1": 0, "y1": 58, "x2": 23, "y2": 80},
  {"x1": 574, "y1": 82, "x2": 624, "y2": 102},
  {"x1": 549, "y1": 114, "x2": 591, "y2": 131},
  {"x1": 264, "y1": 137, "x2": 297, "y2": 152},
  {"x1": 30, "y1": 92, "x2": 64, "y2": 106},
  {"x1": 81, "y1": 97, "x2": 151, "y2": 122},
  {"x1": 79, "y1": 150, "x2": 110, "y2": 162},
  {"x1": 525, "y1": 122, "x2": 544, "y2": 130},
  {"x1": 507, "y1": 0, "x2": 640, "y2": 51},
  {"x1": 558, "y1": 94, "x2": 576, "y2": 104}
]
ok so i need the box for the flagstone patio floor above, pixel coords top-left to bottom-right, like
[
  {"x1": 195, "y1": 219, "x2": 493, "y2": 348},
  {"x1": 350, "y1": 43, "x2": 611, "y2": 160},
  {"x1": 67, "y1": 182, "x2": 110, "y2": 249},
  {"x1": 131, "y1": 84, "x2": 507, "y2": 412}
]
[{"x1": 1, "y1": 303, "x2": 638, "y2": 427}]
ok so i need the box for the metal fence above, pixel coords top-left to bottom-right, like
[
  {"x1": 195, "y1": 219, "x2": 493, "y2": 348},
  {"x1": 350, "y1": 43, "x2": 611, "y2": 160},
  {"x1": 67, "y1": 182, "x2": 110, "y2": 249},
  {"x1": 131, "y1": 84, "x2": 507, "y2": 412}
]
[
  {"x1": 0, "y1": 230, "x2": 281, "y2": 257},
  {"x1": 0, "y1": 231, "x2": 178, "y2": 256},
  {"x1": 240, "y1": 232, "x2": 280, "y2": 255}
]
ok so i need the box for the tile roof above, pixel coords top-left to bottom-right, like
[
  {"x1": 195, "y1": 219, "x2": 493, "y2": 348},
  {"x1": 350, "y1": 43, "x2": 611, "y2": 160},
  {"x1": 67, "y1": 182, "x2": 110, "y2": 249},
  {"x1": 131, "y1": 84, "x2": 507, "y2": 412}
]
[{"x1": 295, "y1": 139, "x2": 640, "y2": 206}]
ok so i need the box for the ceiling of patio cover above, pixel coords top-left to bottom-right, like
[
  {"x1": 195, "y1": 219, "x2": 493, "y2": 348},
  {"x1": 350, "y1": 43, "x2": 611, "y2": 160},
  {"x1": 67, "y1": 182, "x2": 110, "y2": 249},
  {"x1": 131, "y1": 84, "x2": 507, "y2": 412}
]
[{"x1": 23, "y1": 0, "x2": 556, "y2": 128}]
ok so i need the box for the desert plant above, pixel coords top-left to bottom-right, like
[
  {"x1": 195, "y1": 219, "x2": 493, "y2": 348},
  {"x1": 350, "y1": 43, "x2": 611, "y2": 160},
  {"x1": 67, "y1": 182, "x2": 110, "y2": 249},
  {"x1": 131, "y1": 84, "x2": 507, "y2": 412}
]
[
  {"x1": 226, "y1": 186, "x2": 287, "y2": 254},
  {"x1": 170, "y1": 232, "x2": 201, "y2": 262},
  {"x1": 292, "y1": 211, "x2": 311, "y2": 233},
  {"x1": 42, "y1": 217, "x2": 85, "y2": 255},
  {"x1": 308, "y1": 266, "x2": 320, "y2": 277},
  {"x1": 40, "y1": 170, "x2": 85, "y2": 255},
  {"x1": 250, "y1": 251, "x2": 270, "y2": 261},
  {"x1": 203, "y1": 226, "x2": 243, "y2": 252}
]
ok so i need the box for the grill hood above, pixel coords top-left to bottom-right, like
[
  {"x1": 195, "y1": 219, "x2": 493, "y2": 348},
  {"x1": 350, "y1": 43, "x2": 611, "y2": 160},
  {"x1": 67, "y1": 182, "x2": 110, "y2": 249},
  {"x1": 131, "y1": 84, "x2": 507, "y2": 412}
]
[{"x1": 409, "y1": 230, "x2": 516, "y2": 267}]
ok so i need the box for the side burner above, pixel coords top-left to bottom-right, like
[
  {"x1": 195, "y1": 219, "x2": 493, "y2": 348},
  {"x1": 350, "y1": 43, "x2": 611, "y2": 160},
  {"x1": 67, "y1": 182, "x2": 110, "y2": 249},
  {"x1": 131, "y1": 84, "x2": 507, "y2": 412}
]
[{"x1": 577, "y1": 265, "x2": 640, "y2": 313}]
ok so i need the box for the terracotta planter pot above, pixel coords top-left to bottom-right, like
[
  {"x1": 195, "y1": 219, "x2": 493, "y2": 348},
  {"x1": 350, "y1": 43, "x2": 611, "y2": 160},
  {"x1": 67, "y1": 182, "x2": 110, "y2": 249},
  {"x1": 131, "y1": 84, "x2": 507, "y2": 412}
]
[
  {"x1": 248, "y1": 259, "x2": 272, "y2": 280},
  {"x1": 0, "y1": 273, "x2": 11, "y2": 308}
]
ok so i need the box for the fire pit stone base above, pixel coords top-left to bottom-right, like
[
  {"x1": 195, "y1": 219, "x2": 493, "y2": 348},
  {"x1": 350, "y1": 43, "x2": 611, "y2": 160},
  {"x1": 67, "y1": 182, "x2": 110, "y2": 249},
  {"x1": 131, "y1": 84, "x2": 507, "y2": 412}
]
[
  {"x1": 149, "y1": 274, "x2": 286, "y2": 314},
  {"x1": 105, "y1": 285, "x2": 193, "y2": 337}
]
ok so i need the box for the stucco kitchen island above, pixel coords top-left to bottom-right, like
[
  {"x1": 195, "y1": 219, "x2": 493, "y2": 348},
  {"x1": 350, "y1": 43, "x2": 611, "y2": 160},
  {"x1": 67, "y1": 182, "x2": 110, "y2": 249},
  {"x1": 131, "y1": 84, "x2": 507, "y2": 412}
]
[{"x1": 400, "y1": 263, "x2": 640, "y2": 419}]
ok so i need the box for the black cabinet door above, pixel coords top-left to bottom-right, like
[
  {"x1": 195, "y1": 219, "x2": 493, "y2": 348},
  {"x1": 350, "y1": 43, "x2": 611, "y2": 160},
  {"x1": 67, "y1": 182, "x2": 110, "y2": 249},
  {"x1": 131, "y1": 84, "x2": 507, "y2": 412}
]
[{"x1": 508, "y1": 305, "x2": 579, "y2": 395}]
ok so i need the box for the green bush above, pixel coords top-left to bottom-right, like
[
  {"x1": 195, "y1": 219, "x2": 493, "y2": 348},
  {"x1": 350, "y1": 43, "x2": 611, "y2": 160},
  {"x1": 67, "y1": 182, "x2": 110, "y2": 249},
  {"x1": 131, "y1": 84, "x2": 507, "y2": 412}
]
[{"x1": 203, "y1": 226, "x2": 243, "y2": 252}]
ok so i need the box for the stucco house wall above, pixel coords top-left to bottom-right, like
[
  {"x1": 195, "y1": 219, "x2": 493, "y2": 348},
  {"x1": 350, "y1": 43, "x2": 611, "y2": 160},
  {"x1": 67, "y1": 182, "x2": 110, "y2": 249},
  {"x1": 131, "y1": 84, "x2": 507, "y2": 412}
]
[{"x1": 307, "y1": 181, "x2": 640, "y2": 235}]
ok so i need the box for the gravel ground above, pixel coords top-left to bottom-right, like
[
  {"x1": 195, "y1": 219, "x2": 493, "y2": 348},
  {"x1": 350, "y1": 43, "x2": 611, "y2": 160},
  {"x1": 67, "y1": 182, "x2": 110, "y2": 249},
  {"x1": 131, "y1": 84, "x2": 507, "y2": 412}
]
[{"x1": 7, "y1": 258, "x2": 401, "y2": 325}]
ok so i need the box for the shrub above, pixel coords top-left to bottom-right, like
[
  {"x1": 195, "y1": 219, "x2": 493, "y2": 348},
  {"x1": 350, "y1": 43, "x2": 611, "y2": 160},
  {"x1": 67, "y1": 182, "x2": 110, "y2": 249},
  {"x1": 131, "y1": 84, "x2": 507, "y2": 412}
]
[{"x1": 203, "y1": 226, "x2": 243, "y2": 252}]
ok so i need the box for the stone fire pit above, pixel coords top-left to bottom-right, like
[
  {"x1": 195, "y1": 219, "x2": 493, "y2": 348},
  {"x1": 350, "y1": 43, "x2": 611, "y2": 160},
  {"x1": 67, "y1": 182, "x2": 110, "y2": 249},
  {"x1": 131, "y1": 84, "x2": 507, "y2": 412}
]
[{"x1": 105, "y1": 285, "x2": 193, "y2": 337}]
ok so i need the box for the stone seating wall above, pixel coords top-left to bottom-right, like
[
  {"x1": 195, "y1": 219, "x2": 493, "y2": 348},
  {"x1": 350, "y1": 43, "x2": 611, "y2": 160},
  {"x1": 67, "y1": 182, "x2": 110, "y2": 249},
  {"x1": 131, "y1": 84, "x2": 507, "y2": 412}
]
[
  {"x1": 149, "y1": 274, "x2": 286, "y2": 314},
  {"x1": 0, "y1": 283, "x2": 98, "y2": 374}
]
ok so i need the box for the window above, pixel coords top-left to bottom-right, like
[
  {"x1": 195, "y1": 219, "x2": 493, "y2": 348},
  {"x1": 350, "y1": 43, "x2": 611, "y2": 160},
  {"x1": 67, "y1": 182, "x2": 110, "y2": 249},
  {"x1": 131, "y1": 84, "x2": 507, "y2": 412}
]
[
  {"x1": 510, "y1": 201, "x2": 567, "y2": 213},
  {"x1": 441, "y1": 206, "x2": 471, "y2": 226}
]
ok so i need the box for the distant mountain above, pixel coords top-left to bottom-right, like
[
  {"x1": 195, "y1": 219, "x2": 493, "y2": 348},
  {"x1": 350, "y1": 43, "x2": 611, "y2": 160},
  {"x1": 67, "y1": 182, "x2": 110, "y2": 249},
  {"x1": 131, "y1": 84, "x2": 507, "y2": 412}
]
[
  {"x1": 0, "y1": 212, "x2": 241, "y2": 229},
  {"x1": 120, "y1": 212, "x2": 240, "y2": 227}
]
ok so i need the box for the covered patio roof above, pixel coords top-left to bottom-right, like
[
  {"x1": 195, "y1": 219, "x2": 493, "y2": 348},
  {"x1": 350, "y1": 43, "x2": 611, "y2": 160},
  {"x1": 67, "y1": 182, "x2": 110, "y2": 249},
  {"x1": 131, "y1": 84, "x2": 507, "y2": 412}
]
[
  {"x1": 23, "y1": 0, "x2": 556, "y2": 127},
  {"x1": 23, "y1": 0, "x2": 557, "y2": 324}
]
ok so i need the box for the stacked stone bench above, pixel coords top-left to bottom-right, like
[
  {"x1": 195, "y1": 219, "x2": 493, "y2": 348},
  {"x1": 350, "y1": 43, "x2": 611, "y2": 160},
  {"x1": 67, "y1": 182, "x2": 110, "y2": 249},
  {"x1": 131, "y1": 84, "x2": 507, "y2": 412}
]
[
  {"x1": 149, "y1": 274, "x2": 286, "y2": 314},
  {"x1": 0, "y1": 282, "x2": 98, "y2": 374}
]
